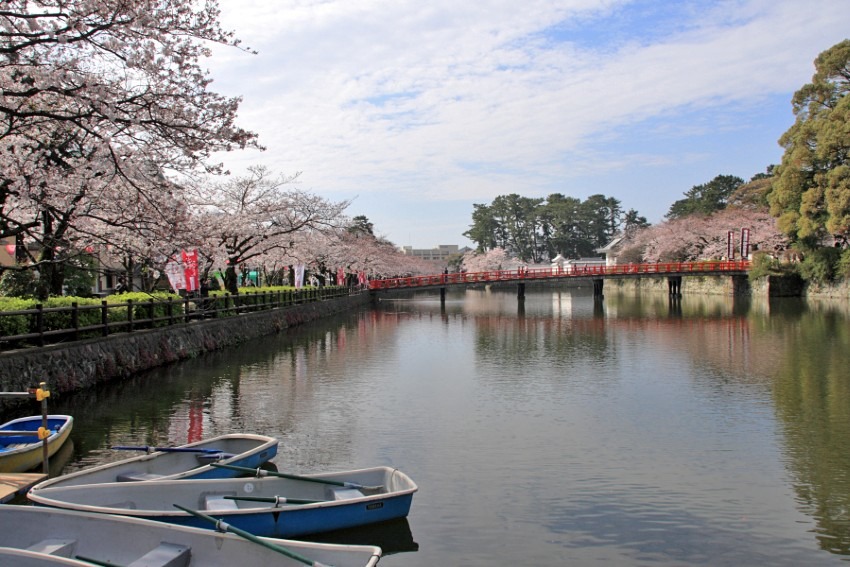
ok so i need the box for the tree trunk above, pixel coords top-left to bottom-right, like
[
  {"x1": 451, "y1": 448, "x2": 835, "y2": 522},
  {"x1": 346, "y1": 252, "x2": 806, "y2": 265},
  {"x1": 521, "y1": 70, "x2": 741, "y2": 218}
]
[{"x1": 224, "y1": 265, "x2": 239, "y2": 294}]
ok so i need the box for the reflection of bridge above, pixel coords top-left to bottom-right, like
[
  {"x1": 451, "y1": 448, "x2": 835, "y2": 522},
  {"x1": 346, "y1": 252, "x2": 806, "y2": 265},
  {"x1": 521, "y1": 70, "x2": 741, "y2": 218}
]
[{"x1": 369, "y1": 260, "x2": 751, "y2": 298}]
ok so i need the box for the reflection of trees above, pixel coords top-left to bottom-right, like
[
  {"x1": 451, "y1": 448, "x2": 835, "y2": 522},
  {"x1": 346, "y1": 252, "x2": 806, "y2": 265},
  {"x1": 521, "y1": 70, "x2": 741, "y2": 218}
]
[
  {"x1": 771, "y1": 308, "x2": 850, "y2": 555},
  {"x1": 467, "y1": 290, "x2": 611, "y2": 390},
  {"x1": 44, "y1": 354, "x2": 240, "y2": 473},
  {"x1": 471, "y1": 289, "x2": 850, "y2": 558},
  {"x1": 609, "y1": 292, "x2": 850, "y2": 557},
  {"x1": 474, "y1": 315, "x2": 609, "y2": 369},
  {"x1": 45, "y1": 306, "x2": 394, "y2": 473}
]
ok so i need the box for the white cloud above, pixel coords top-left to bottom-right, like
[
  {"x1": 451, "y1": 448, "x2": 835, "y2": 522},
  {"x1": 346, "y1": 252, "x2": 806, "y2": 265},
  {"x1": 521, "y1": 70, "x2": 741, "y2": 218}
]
[{"x1": 206, "y1": 0, "x2": 850, "y2": 247}]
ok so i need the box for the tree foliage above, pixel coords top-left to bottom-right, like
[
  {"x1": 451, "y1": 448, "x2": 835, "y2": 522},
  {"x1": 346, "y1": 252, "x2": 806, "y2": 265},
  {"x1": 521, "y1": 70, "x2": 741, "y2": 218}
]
[
  {"x1": 769, "y1": 40, "x2": 850, "y2": 243},
  {"x1": 461, "y1": 247, "x2": 510, "y2": 272},
  {"x1": 666, "y1": 175, "x2": 744, "y2": 219},
  {"x1": 464, "y1": 193, "x2": 638, "y2": 262},
  {"x1": 348, "y1": 215, "x2": 374, "y2": 237},
  {"x1": 626, "y1": 208, "x2": 788, "y2": 263},
  {"x1": 188, "y1": 166, "x2": 349, "y2": 293},
  {"x1": 0, "y1": 0, "x2": 260, "y2": 297},
  {"x1": 727, "y1": 173, "x2": 774, "y2": 211}
]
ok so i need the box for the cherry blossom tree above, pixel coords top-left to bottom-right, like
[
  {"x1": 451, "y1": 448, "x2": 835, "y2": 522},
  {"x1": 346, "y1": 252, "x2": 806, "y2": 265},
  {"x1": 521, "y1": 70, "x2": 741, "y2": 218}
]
[
  {"x1": 82, "y1": 174, "x2": 201, "y2": 292},
  {"x1": 294, "y1": 224, "x2": 435, "y2": 284},
  {"x1": 0, "y1": 0, "x2": 260, "y2": 297},
  {"x1": 461, "y1": 247, "x2": 511, "y2": 272},
  {"x1": 624, "y1": 209, "x2": 789, "y2": 263},
  {"x1": 188, "y1": 166, "x2": 349, "y2": 293}
]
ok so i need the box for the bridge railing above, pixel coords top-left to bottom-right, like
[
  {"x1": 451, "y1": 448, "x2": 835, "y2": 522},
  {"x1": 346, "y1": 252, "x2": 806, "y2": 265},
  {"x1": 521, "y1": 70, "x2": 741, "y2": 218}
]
[{"x1": 368, "y1": 260, "x2": 751, "y2": 290}]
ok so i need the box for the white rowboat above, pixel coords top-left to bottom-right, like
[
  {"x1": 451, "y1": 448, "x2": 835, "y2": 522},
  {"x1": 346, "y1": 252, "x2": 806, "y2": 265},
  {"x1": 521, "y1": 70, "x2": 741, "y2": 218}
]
[
  {"x1": 31, "y1": 433, "x2": 278, "y2": 490},
  {"x1": 0, "y1": 505, "x2": 382, "y2": 566}
]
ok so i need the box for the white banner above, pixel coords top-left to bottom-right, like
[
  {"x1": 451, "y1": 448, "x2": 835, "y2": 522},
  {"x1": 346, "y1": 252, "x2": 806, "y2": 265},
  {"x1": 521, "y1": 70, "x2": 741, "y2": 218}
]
[
  {"x1": 294, "y1": 264, "x2": 305, "y2": 289},
  {"x1": 740, "y1": 228, "x2": 750, "y2": 259},
  {"x1": 164, "y1": 260, "x2": 185, "y2": 293}
]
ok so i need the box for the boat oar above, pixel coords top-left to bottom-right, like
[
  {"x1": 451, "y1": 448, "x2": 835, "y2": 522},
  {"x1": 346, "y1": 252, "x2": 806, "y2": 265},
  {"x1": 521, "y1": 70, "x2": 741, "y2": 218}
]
[
  {"x1": 173, "y1": 504, "x2": 332, "y2": 567},
  {"x1": 112, "y1": 445, "x2": 231, "y2": 455},
  {"x1": 210, "y1": 463, "x2": 384, "y2": 491},
  {"x1": 224, "y1": 495, "x2": 321, "y2": 505}
]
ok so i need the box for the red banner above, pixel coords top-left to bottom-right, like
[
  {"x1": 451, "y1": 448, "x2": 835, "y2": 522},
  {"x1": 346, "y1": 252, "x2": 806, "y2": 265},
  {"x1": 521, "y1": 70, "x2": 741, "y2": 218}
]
[{"x1": 181, "y1": 249, "x2": 199, "y2": 292}]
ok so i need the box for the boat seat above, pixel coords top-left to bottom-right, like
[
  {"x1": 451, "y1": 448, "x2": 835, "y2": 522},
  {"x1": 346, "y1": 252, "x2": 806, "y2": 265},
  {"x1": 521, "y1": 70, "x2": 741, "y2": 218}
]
[
  {"x1": 325, "y1": 486, "x2": 364, "y2": 500},
  {"x1": 127, "y1": 542, "x2": 191, "y2": 567},
  {"x1": 116, "y1": 471, "x2": 166, "y2": 482},
  {"x1": 195, "y1": 452, "x2": 234, "y2": 464},
  {"x1": 204, "y1": 494, "x2": 239, "y2": 511},
  {"x1": 26, "y1": 538, "x2": 77, "y2": 557},
  {"x1": 105, "y1": 500, "x2": 138, "y2": 509}
]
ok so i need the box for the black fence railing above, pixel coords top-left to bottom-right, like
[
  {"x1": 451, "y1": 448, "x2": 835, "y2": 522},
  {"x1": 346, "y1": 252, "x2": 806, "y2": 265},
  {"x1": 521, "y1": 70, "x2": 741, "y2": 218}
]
[{"x1": 0, "y1": 286, "x2": 363, "y2": 351}]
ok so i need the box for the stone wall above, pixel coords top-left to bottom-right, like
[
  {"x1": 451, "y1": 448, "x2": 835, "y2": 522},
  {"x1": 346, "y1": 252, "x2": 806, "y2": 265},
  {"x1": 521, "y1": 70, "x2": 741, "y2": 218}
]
[
  {"x1": 605, "y1": 274, "x2": 821, "y2": 298},
  {"x1": 803, "y1": 279, "x2": 850, "y2": 299},
  {"x1": 0, "y1": 293, "x2": 371, "y2": 412},
  {"x1": 604, "y1": 274, "x2": 750, "y2": 296}
]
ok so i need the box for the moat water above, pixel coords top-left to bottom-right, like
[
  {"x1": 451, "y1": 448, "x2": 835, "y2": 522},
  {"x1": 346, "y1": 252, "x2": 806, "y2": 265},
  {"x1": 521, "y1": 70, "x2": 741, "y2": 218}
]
[{"x1": 23, "y1": 287, "x2": 850, "y2": 566}]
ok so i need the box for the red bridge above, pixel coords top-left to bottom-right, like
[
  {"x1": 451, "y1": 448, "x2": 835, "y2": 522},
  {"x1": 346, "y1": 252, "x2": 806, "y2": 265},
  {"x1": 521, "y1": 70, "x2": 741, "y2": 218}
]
[{"x1": 369, "y1": 260, "x2": 751, "y2": 296}]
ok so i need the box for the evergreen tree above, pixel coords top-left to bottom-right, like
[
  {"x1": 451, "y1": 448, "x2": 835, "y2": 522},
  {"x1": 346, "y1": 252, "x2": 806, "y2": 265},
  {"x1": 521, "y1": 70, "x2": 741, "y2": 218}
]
[
  {"x1": 769, "y1": 40, "x2": 850, "y2": 243},
  {"x1": 666, "y1": 175, "x2": 744, "y2": 219}
]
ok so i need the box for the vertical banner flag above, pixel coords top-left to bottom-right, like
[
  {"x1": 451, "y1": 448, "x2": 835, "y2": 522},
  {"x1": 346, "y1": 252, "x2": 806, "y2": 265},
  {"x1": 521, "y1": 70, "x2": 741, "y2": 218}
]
[
  {"x1": 358, "y1": 271, "x2": 367, "y2": 286},
  {"x1": 294, "y1": 264, "x2": 305, "y2": 289},
  {"x1": 740, "y1": 228, "x2": 750, "y2": 259},
  {"x1": 181, "y1": 249, "x2": 200, "y2": 292},
  {"x1": 165, "y1": 259, "x2": 185, "y2": 293},
  {"x1": 727, "y1": 231, "x2": 735, "y2": 260},
  {"x1": 337, "y1": 267, "x2": 345, "y2": 286}
]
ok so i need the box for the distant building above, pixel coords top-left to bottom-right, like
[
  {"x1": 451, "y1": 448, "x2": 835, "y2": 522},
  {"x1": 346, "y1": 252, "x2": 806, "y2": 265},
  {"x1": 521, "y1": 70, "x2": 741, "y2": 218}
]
[
  {"x1": 0, "y1": 236, "x2": 134, "y2": 296},
  {"x1": 399, "y1": 244, "x2": 471, "y2": 262},
  {"x1": 596, "y1": 234, "x2": 629, "y2": 266}
]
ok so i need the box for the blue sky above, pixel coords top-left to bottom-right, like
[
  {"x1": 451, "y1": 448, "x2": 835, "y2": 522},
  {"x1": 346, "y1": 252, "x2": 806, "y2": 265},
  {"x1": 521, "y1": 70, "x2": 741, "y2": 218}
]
[{"x1": 207, "y1": 0, "x2": 850, "y2": 249}]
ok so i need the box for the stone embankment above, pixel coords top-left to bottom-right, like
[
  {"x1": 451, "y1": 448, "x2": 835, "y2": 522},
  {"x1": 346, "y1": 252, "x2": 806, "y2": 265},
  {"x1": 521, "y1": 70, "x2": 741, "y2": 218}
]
[
  {"x1": 606, "y1": 273, "x2": 847, "y2": 299},
  {"x1": 0, "y1": 294, "x2": 370, "y2": 412},
  {"x1": 607, "y1": 274, "x2": 814, "y2": 297}
]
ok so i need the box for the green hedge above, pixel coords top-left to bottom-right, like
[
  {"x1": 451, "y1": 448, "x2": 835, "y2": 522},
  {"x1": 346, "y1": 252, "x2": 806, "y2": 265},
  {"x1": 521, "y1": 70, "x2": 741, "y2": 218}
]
[{"x1": 0, "y1": 286, "x2": 350, "y2": 344}]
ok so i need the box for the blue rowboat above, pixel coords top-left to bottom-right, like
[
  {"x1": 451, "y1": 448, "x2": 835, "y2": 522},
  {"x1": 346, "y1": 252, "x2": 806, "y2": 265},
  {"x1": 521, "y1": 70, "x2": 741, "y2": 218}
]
[
  {"x1": 0, "y1": 504, "x2": 382, "y2": 566},
  {"x1": 0, "y1": 415, "x2": 73, "y2": 473},
  {"x1": 30, "y1": 433, "x2": 278, "y2": 490},
  {"x1": 28, "y1": 465, "x2": 418, "y2": 538}
]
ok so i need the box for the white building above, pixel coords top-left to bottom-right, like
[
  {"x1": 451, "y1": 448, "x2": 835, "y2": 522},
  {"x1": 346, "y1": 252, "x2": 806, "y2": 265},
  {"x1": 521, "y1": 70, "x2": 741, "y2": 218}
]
[{"x1": 399, "y1": 244, "x2": 471, "y2": 262}]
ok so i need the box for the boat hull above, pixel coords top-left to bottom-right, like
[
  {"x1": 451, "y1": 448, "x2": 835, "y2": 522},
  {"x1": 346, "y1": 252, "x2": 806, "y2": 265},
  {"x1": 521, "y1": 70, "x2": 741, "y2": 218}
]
[
  {"x1": 29, "y1": 465, "x2": 418, "y2": 538},
  {"x1": 0, "y1": 415, "x2": 73, "y2": 473},
  {"x1": 30, "y1": 433, "x2": 278, "y2": 490},
  {"x1": 0, "y1": 548, "x2": 95, "y2": 567},
  {"x1": 0, "y1": 505, "x2": 382, "y2": 567},
  {"x1": 168, "y1": 491, "x2": 415, "y2": 538}
]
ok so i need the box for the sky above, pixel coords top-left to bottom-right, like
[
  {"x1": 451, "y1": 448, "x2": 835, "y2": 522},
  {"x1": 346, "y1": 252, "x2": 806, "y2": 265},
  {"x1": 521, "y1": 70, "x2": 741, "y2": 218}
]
[{"x1": 206, "y1": 0, "x2": 850, "y2": 250}]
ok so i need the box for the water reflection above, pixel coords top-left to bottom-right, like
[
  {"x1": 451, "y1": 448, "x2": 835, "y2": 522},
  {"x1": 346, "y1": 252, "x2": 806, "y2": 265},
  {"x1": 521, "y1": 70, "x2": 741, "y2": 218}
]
[
  {"x1": 768, "y1": 304, "x2": 850, "y2": 555},
  {"x1": 14, "y1": 287, "x2": 850, "y2": 565},
  {"x1": 304, "y1": 518, "x2": 419, "y2": 555}
]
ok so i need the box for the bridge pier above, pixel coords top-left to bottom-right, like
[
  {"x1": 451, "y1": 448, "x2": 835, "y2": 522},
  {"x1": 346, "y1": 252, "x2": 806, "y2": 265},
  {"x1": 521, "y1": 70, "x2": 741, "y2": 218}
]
[
  {"x1": 592, "y1": 278, "x2": 604, "y2": 299},
  {"x1": 667, "y1": 276, "x2": 682, "y2": 297},
  {"x1": 440, "y1": 287, "x2": 446, "y2": 304},
  {"x1": 668, "y1": 293, "x2": 682, "y2": 317}
]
